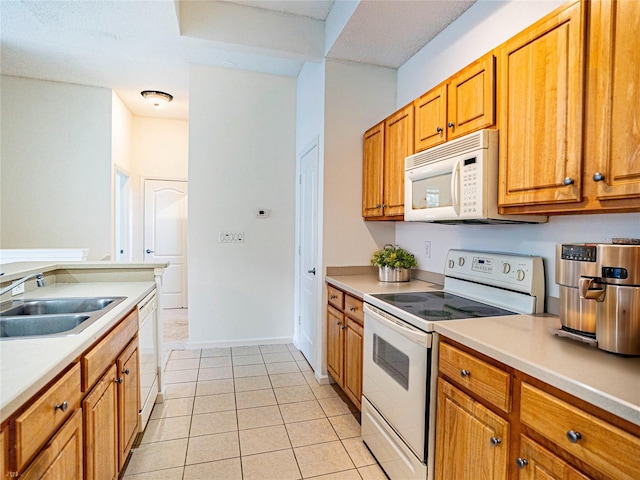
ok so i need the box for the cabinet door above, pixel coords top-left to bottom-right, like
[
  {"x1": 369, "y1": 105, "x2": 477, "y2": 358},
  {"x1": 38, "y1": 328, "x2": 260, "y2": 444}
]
[
  {"x1": 448, "y1": 54, "x2": 495, "y2": 140},
  {"x1": 384, "y1": 104, "x2": 414, "y2": 217},
  {"x1": 591, "y1": 0, "x2": 640, "y2": 200},
  {"x1": 414, "y1": 83, "x2": 447, "y2": 152},
  {"x1": 362, "y1": 122, "x2": 385, "y2": 218},
  {"x1": 435, "y1": 379, "x2": 509, "y2": 480},
  {"x1": 83, "y1": 365, "x2": 118, "y2": 480},
  {"x1": 21, "y1": 409, "x2": 83, "y2": 480},
  {"x1": 117, "y1": 339, "x2": 140, "y2": 470},
  {"x1": 517, "y1": 435, "x2": 591, "y2": 480},
  {"x1": 326, "y1": 305, "x2": 344, "y2": 385},
  {"x1": 498, "y1": 0, "x2": 585, "y2": 207},
  {"x1": 343, "y1": 318, "x2": 363, "y2": 411}
]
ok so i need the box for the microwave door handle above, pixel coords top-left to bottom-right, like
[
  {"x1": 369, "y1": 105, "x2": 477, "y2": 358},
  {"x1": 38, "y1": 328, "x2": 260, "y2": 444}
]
[{"x1": 451, "y1": 159, "x2": 461, "y2": 215}]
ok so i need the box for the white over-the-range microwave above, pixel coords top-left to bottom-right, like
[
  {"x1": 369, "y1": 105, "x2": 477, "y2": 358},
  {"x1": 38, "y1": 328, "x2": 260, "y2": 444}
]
[{"x1": 404, "y1": 129, "x2": 547, "y2": 224}]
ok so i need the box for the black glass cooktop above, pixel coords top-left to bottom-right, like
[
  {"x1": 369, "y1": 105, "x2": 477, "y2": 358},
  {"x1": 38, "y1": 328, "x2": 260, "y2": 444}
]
[{"x1": 371, "y1": 291, "x2": 515, "y2": 321}]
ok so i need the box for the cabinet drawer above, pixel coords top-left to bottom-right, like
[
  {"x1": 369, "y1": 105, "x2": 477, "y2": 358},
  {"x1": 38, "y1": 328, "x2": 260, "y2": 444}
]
[
  {"x1": 439, "y1": 342, "x2": 511, "y2": 413},
  {"x1": 82, "y1": 309, "x2": 138, "y2": 392},
  {"x1": 344, "y1": 295, "x2": 363, "y2": 324},
  {"x1": 327, "y1": 286, "x2": 344, "y2": 310},
  {"x1": 14, "y1": 363, "x2": 82, "y2": 471},
  {"x1": 521, "y1": 382, "x2": 640, "y2": 480}
]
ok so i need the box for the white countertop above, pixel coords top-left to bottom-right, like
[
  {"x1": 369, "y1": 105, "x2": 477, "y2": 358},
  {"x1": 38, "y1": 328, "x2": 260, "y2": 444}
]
[
  {"x1": 0, "y1": 281, "x2": 156, "y2": 423},
  {"x1": 0, "y1": 261, "x2": 166, "y2": 282},
  {"x1": 325, "y1": 274, "x2": 440, "y2": 298},
  {"x1": 327, "y1": 273, "x2": 640, "y2": 428}
]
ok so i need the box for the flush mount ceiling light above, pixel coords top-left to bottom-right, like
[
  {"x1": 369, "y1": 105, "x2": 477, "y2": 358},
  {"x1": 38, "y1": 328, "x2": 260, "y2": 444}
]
[{"x1": 141, "y1": 90, "x2": 173, "y2": 107}]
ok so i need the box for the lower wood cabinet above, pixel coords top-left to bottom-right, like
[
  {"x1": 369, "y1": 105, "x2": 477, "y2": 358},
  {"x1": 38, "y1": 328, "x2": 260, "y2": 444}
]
[
  {"x1": 2, "y1": 302, "x2": 144, "y2": 480},
  {"x1": 326, "y1": 284, "x2": 364, "y2": 410},
  {"x1": 435, "y1": 378, "x2": 509, "y2": 480},
  {"x1": 436, "y1": 338, "x2": 640, "y2": 480},
  {"x1": 83, "y1": 365, "x2": 118, "y2": 480},
  {"x1": 20, "y1": 409, "x2": 83, "y2": 480}
]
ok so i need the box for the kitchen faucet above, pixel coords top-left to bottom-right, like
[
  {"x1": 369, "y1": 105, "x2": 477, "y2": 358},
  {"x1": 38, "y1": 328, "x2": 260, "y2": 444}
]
[{"x1": 0, "y1": 273, "x2": 46, "y2": 296}]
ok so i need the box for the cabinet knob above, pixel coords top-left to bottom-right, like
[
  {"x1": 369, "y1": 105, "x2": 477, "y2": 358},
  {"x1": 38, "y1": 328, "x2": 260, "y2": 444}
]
[
  {"x1": 436, "y1": 126, "x2": 443, "y2": 134},
  {"x1": 54, "y1": 400, "x2": 69, "y2": 412},
  {"x1": 382, "y1": 204, "x2": 387, "y2": 208},
  {"x1": 123, "y1": 368, "x2": 130, "y2": 375},
  {"x1": 490, "y1": 437, "x2": 502, "y2": 447},
  {"x1": 516, "y1": 457, "x2": 528, "y2": 469},
  {"x1": 566, "y1": 430, "x2": 582, "y2": 444},
  {"x1": 375, "y1": 204, "x2": 381, "y2": 208},
  {"x1": 460, "y1": 369, "x2": 471, "y2": 378},
  {"x1": 448, "y1": 122, "x2": 454, "y2": 128},
  {"x1": 593, "y1": 172, "x2": 604, "y2": 182},
  {"x1": 350, "y1": 306, "x2": 356, "y2": 312},
  {"x1": 337, "y1": 321, "x2": 342, "y2": 325},
  {"x1": 341, "y1": 326, "x2": 346, "y2": 330},
  {"x1": 563, "y1": 177, "x2": 574, "y2": 185},
  {"x1": 115, "y1": 377, "x2": 124, "y2": 384},
  {"x1": 330, "y1": 294, "x2": 337, "y2": 300}
]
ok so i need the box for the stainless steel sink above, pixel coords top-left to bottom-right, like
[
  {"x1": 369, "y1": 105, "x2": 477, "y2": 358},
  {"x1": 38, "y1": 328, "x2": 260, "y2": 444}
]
[
  {"x1": 0, "y1": 314, "x2": 91, "y2": 338},
  {"x1": 0, "y1": 296, "x2": 126, "y2": 340},
  {"x1": 0, "y1": 297, "x2": 122, "y2": 316}
]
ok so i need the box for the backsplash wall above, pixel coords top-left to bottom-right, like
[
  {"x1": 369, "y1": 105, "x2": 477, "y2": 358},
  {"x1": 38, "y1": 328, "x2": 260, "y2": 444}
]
[{"x1": 395, "y1": 213, "x2": 640, "y2": 300}]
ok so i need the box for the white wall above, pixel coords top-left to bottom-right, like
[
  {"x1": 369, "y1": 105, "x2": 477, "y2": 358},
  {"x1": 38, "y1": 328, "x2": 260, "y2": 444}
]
[
  {"x1": 188, "y1": 64, "x2": 296, "y2": 345},
  {"x1": 0, "y1": 76, "x2": 112, "y2": 260},
  {"x1": 323, "y1": 60, "x2": 397, "y2": 268},
  {"x1": 131, "y1": 117, "x2": 189, "y2": 261},
  {"x1": 394, "y1": 0, "x2": 640, "y2": 303}
]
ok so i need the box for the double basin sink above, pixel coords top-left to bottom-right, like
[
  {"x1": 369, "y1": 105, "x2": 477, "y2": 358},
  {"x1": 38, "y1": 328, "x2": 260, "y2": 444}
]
[{"x1": 0, "y1": 297, "x2": 126, "y2": 340}]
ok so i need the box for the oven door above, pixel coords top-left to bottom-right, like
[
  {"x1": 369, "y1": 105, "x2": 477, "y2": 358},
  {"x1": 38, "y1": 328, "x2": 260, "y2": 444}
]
[{"x1": 363, "y1": 303, "x2": 431, "y2": 461}]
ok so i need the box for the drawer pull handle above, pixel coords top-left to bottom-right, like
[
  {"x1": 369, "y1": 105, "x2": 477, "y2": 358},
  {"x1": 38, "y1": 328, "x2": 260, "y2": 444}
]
[
  {"x1": 516, "y1": 457, "x2": 528, "y2": 469},
  {"x1": 330, "y1": 295, "x2": 337, "y2": 300},
  {"x1": 350, "y1": 306, "x2": 356, "y2": 312},
  {"x1": 460, "y1": 369, "x2": 471, "y2": 378},
  {"x1": 566, "y1": 430, "x2": 582, "y2": 444},
  {"x1": 490, "y1": 437, "x2": 501, "y2": 447},
  {"x1": 54, "y1": 401, "x2": 69, "y2": 412},
  {"x1": 115, "y1": 377, "x2": 124, "y2": 384},
  {"x1": 122, "y1": 368, "x2": 130, "y2": 375}
]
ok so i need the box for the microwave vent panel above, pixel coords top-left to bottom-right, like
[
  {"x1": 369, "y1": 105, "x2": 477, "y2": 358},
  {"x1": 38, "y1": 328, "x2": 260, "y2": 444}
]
[{"x1": 405, "y1": 130, "x2": 491, "y2": 170}]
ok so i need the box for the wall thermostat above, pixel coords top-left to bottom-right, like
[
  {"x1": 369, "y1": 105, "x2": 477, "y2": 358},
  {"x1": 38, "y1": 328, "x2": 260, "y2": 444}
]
[{"x1": 255, "y1": 208, "x2": 269, "y2": 218}]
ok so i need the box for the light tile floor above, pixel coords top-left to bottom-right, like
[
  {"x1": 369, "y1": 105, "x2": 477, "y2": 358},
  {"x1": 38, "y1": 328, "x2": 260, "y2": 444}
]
[{"x1": 122, "y1": 344, "x2": 388, "y2": 480}]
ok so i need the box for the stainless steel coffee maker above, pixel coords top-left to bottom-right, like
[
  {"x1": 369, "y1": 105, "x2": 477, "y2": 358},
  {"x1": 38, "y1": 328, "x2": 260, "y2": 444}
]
[
  {"x1": 556, "y1": 244, "x2": 598, "y2": 337},
  {"x1": 579, "y1": 242, "x2": 640, "y2": 356},
  {"x1": 555, "y1": 241, "x2": 640, "y2": 355}
]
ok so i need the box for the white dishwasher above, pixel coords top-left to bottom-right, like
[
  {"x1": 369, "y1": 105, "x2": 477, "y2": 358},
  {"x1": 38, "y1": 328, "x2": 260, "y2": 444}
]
[{"x1": 138, "y1": 291, "x2": 159, "y2": 431}]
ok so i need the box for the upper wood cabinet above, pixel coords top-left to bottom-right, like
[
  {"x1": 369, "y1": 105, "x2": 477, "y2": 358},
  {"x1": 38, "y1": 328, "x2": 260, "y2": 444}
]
[
  {"x1": 498, "y1": 0, "x2": 586, "y2": 208},
  {"x1": 590, "y1": 0, "x2": 640, "y2": 201},
  {"x1": 362, "y1": 104, "x2": 414, "y2": 220},
  {"x1": 415, "y1": 54, "x2": 496, "y2": 152},
  {"x1": 362, "y1": 122, "x2": 385, "y2": 218}
]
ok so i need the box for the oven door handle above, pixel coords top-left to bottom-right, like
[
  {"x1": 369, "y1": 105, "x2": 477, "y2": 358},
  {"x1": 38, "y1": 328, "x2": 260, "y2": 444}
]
[
  {"x1": 451, "y1": 158, "x2": 461, "y2": 216},
  {"x1": 364, "y1": 304, "x2": 431, "y2": 348}
]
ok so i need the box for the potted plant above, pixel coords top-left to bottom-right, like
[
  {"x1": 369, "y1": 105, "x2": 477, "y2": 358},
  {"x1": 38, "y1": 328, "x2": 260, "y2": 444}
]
[{"x1": 371, "y1": 244, "x2": 418, "y2": 282}]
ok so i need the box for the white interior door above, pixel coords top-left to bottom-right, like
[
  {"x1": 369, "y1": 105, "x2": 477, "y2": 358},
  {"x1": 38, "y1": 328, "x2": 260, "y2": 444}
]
[
  {"x1": 298, "y1": 142, "x2": 319, "y2": 368},
  {"x1": 144, "y1": 179, "x2": 188, "y2": 309}
]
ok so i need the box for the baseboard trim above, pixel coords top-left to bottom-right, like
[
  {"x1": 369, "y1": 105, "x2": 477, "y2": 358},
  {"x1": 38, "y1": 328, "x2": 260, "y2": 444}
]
[{"x1": 185, "y1": 336, "x2": 294, "y2": 350}]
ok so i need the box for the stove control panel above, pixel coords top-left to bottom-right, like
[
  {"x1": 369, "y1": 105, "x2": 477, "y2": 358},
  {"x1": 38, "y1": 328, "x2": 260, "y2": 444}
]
[{"x1": 444, "y1": 249, "x2": 544, "y2": 300}]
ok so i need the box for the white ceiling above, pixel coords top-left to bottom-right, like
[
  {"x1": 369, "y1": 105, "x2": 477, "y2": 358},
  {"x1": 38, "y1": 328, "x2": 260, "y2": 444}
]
[{"x1": 0, "y1": 0, "x2": 475, "y2": 120}]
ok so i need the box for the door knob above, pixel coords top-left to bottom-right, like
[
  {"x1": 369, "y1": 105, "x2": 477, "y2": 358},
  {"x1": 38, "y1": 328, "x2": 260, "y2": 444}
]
[
  {"x1": 146, "y1": 249, "x2": 154, "y2": 254},
  {"x1": 307, "y1": 268, "x2": 316, "y2": 275}
]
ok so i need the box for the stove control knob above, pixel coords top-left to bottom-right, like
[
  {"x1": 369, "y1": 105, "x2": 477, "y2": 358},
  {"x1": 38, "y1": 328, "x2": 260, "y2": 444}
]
[
  {"x1": 458, "y1": 257, "x2": 465, "y2": 267},
  {"x1": 502, "y1": 263, "x2": 511, "y2": 274},
  {"x1": 448, "y1": 259, "x2": 455, "y2": 269},
  {"x1": 516, "y1": 269, "x2": 526, "y2": 281}
]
